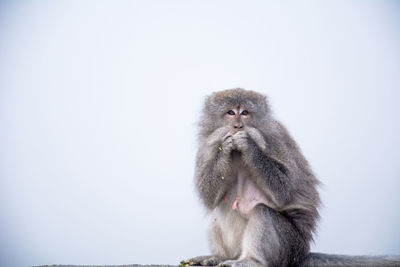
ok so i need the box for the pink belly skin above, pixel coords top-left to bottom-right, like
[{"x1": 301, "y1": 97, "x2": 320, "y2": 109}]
[{"x1": 232, "y1": 173, "x2": 270, "y2": 218}]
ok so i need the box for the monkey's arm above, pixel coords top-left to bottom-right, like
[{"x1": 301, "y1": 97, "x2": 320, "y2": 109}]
[
  {"x1": 242, "y1": 125, "x2": 320, "y2": 241},
  {"x1": 248, "y1": 139, "x2": 293, "y2": 206},
  {"x1": 234, "y1": 129, "x2": 294, "y2": 207},
  {"x1": 195, "y1": 128, "x2": 235, "y2": 210}
]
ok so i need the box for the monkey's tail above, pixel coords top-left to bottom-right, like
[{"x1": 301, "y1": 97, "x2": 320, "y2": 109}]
[{"x1": 302, "y1": 252, "x2": 400, "y2": 266}]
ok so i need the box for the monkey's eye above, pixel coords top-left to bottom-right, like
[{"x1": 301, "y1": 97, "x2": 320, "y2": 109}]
[
  {"x1": 227, "y1": 110, "x2": 235, "y2": 115},
  {"x1": 241, "y1": 110, "x2": 249, "y2": 116}
]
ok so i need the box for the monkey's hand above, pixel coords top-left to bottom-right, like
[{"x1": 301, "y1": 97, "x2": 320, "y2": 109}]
[
  {"x1": 220, "y1": 132, "x2": 235, "y2": 156},
  {"x1": 232, "y1": 130, "x2": 249, "y2": 152},
  {"x1": 206, "y1": 126, "x2": 230, "y2": 146},
  {"x1": 247, "y1": 127, "x2": 267, "y2": 151}
]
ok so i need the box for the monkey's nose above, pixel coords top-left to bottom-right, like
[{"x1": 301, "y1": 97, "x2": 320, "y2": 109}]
[
  {"x1": 234, "y1": 123, "x2": 244, "y2": 130},
  {"x1": 231, "y1": 123, "x2": 244, "y2": 134}
]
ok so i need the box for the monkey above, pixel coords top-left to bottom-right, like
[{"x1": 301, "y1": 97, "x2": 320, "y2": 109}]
[{"x1": 183, "y1": 88, "x2": 400, "y2": 267}]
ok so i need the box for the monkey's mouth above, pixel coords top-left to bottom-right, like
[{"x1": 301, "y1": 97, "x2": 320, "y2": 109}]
[{"x1": 231, "y1": 150, "x2": 242, "y2": 157}]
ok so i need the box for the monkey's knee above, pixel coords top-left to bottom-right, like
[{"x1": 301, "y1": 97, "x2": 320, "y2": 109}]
[{"x1": 246, "y1": 204, "x2": 276, "y2": 228}]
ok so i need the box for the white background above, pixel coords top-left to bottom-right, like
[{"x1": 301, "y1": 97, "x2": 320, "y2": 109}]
[{"x1": 0, "y1": 1, "x2": 399, "y2": 266}]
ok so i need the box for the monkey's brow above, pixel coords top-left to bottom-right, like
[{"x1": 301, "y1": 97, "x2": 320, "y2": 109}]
[{"x1": 226, "y1": 106, "x2": 240, "y2": 112}]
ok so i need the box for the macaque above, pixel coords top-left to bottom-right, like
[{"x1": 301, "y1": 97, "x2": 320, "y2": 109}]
[{"x1": 183, "y1": 88, "x2": 399, "y2": 267}]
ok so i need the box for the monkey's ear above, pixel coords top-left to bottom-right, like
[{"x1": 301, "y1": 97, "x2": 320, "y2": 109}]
[
  {"x1": 203, "y1": 95, "x2": 213, "y2": 111},
  {"x1": 261, "y1": 95, "x2": 267, "y2": 103},
  {"x1": 257, "y1": 95, "x2": 270, "y2": 114},
  {"x1": 203, "y1": 95, "x2": 219, "y2": 117}
]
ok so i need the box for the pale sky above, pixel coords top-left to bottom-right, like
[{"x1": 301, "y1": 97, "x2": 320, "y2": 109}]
[{"x1": 0, "y1": 1, "x2": 399, "y2": 266}]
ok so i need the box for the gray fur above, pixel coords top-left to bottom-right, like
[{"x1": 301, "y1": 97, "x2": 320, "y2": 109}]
[{"x1": 186, "y1": 88, "x2": 400, "y2": 267}]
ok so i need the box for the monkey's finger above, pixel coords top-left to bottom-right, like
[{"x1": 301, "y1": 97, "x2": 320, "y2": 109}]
[
  {"x1": 233, "y1": 130, "x2": 248, "y2": 139},
  {"x1": 223, "y1": 133, "x2": 233, "y2": 141}
]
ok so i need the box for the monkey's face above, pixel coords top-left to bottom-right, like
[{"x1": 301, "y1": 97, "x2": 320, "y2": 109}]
[
  {"x1": 225, "y1": 105, "x2": 252, "y2": 134},
  {"x1": 200, "y1": 88, "x2": 270, "y2": 137}
]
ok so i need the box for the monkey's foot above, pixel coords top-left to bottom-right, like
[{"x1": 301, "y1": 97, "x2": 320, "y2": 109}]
[
  {"x1": 183, "y1": 255, "x2": 224, "y2": 266},
  {"x1": 218, "y1": 259, "x2": 261, "y2": 267}
]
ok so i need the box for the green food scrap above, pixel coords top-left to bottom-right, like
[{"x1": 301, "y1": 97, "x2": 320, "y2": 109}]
[{"x1": 180, "y1": 259, "x2": 194, "y2": 267}]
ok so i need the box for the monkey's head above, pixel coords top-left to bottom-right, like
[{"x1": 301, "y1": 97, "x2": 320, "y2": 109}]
[{"x1": 200, "y1": 88, "x2": 271, "y2": 136}]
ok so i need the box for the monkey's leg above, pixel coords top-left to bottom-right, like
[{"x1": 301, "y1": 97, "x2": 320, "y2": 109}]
[{"x1": 219, "y1": 204, "x2": 308, "y2": 267}]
